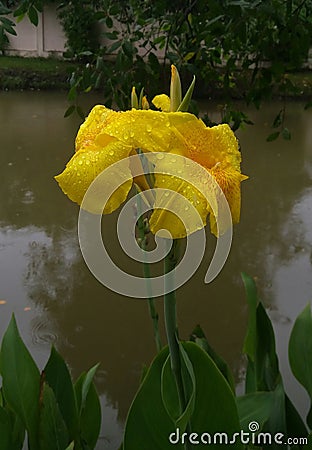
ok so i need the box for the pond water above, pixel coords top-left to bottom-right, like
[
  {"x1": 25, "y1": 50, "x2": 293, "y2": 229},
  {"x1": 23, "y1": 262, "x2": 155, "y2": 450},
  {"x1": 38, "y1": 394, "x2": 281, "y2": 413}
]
[{"x1": 0, "y1": 91, "x2": 311, "y2": 448}]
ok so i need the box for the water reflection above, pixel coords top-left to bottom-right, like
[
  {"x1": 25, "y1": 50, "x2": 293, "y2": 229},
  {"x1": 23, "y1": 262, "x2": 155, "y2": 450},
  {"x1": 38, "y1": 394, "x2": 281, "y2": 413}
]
[{"x1": 1, "y1": 92, "x2": 312, "y2": 448}]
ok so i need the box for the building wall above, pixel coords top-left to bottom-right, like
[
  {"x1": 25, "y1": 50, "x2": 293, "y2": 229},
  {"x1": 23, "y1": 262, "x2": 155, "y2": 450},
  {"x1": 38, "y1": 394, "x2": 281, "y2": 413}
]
[{"x1": 6, "y1": 3, "x2": 66, "y2": 57}]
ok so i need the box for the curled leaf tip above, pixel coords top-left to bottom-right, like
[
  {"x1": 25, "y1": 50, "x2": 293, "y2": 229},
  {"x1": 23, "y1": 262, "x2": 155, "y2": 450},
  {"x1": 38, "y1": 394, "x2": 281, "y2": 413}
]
[
  {"x1": 131, "y1": 87, "x2": 139, "y2": 109},
  {"x1": 142, "y1": 96, "x2": 150, "y2": 110},
  {"x1": 170, "y1": 65, "x2": 182, "y2": 112}
]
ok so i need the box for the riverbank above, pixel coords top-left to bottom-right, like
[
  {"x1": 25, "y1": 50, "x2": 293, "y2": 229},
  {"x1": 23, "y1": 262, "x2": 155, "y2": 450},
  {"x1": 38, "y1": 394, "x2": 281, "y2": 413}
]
[
  {"x1": 1, "y1": 55, "x2": 312, "y2": 101},
  {"x1": 0, "y1": 56, "x2": 76, "y2": 90}
]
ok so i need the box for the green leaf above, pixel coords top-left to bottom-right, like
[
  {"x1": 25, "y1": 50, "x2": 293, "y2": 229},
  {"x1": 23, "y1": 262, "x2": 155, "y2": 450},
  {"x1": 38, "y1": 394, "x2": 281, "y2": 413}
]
[
  {"x1": 67, "y1": 86, "x2": 77, "y2": 102},
  {"x1": 76, "y1": 363, "x2": 100, "y2": 415},
  {"x1": 76, "y1": 106, "x2": 85, "y2": 120},
  {"x1": 266, "y1": 131, "x2": 280, "y2": 142},
  {"x1": 16, "y1": 13, "x2": 26, "y2": 24},
  {"x1": 177, "y1": 76, "x2": 196, "y2": 113},
  {"x1": 285, "y1": 394, "x2": 308, "y2": 439},
  {"x1": 255, "y1": 303, "x2": 280, "y2": 392},
  {"x1": 272, "y1": 109, "x2": 284, "y2": 128},
  {"x1": 107, "y1": 40, "x2": 122, "y2": 53},
  {"x1": 79, "y1": 382, "x2": 101, "y2": 449},
  {"x1": 106, "y1": 16, "x2": 113, "y2": 28},
  {"x1": 64, "y1": 105, "x2": 75, "y2": 118},
  {"x1": 281, "y1": 127, "x2": 291, "y2": 140},
  {"x1": 190, "y1": 325, "x2": 235, "y2": 392},
  {"x1": 39, "y1": 383, "x2": 69, "y2": 450},
  {"x1": 236, "y1": 391, "x2": 275, "y2": 431},
  {"x1": 13, "y1": 4, "x2": 28, "y2": 17},
  {"x1": 289, "y1": 304, "x2": 312, "y2": 428},
  {"x1": 0, "y1": 406, "x2": 13, "y2": 450},
  {"x1": 44, "y1": 347, "x2": 79, "y2": 440},
  {"x1": 161, "y1": 345, "x2": 195, "y2": 432},
  {"x1": 1, "y1": 315, "x2": 40, "y2": 448},
  {"x1": 28, "y1": 6, "x2": 39, "y2": 27},
  {"x1": 183, "y1": 52, "x2": 195, "y2": 62},
  {"x1": 124, "y1": 343, "x2": 242, "y2": 449},
  {"x1": 0, "y1": 389, "x2": 25, "y2": 450},
  {"x1": 0, "y1": 5, "x2": 11, "y2": 15},
  {"x1": 74, "y1": 366, "x2": 101, "y2": 449},
  {"x1": 264, "y1": 382, "x2": 287, "y2": 443},
  {"x1": 65, "y1": 442, "x2": 74, "y2": 450},
  {"x1": 122, "y1": 41, "x2": 134, "y2": 58}
]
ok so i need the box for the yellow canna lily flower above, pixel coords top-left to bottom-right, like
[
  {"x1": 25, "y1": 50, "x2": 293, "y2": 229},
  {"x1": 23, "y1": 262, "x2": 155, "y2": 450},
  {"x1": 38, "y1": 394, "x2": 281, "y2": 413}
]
[{"x1": 55, "y1": 104, "x2": 247, "y2": 238}]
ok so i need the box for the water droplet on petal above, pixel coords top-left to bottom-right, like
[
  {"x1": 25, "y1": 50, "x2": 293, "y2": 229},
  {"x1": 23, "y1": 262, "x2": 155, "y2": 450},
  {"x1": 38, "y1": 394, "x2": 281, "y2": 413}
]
[
  {"x1": 109, "y1": 150, "x2": 114, "y2": 156},
  {"x1": 156, "y1": 153, "x2": 164, "y2": 160},
  {"x1": 146, "y1": 124, "x2": 152, "y2": 132},
  {"x1": 78, "y1": 160, "x2": 83, "y2": 165}
]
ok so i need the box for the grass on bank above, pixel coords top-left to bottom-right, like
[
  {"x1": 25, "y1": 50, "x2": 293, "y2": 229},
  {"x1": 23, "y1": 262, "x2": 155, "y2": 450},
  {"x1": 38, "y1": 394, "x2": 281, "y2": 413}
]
[
  {"x1": 0, "y1": 55, "x2": 77, "y2": 89},
  {"x1": 1, "y1": 55, "x2": 312, "y2": 99}
]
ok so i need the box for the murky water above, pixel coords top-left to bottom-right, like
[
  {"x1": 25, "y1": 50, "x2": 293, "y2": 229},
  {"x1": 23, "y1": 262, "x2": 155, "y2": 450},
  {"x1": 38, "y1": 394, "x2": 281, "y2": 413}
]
[{"x1": 0, "y1": 91, "x2": 311, "y2": 448}]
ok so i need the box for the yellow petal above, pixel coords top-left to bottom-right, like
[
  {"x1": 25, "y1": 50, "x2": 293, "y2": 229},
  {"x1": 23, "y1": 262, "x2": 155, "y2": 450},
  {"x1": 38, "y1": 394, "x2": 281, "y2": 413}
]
[
  {"x1": 168, "y1": 120, "x2": 241, "y2": 171},
  {"x1": 209, "y1": 165, "x2": 248, "y2": 227},
  {"x1": 152, "y1": 94, "x2": 170, "y2": 112},
  {"x1": 101, "y1": 109, "x2": 197, "y2": 155},
  {"x1": 149, "y1": 156, "x2": 209, "y2": 239},
  {"x1": 75, "y1": 105, "x2": 119, "y2": 151},
  {"x1": 55, "y1": 141, "x2": 133, "y2": 214}
]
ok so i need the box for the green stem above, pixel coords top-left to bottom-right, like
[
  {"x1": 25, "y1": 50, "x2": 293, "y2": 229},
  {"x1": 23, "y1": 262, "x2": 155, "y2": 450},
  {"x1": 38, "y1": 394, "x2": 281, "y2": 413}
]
[
  {"x1": 136, "y1": 191, "x2": 162, "y2": 353},
  {"x1": 163, "y1": 240, "x2": 186, "y2": 414}
]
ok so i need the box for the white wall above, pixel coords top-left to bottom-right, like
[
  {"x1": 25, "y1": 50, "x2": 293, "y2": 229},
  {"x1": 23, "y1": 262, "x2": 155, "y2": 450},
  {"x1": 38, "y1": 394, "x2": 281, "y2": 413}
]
[{"x1": 6, "y1": 3, "x2": 65, "y2": 57}]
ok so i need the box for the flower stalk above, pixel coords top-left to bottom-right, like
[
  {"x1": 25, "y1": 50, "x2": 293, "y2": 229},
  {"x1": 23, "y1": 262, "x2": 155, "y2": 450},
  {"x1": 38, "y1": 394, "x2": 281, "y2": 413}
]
[{"x1": 136, "y1": 200, "x2": 162, "y2": 353}]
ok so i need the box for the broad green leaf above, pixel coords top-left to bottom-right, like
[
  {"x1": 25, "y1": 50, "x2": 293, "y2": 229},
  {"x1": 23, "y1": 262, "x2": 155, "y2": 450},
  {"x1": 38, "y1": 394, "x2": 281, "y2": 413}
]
[
  {"x1": 289, "y1": 304, "x2": 312, "y2": 428},
  {"x1": 1, "y1": 315, "x2": 40, "y2": 448},
  {"x1": 245, "y1": 360, "x2": 256, "y2": 394},
  {"x1": 44, "y1": 347, "x2": 79, "y2": 439},
  {"x1": 79, "y1": 382, "x2": 101, "y2": 449},
  {"x1": 241, "y1": 272, "x2": 258, "y2": 360},
  {"x1": 236, "y1": 391, "x2": 275, "y2": 431},
  {"x1": 255, "y1": 303, "x2": 280, "y2": 391},
  {"x1": 263, "y1": 383, "x2": 287, "y2": 449},
  {"x1": 161, "y1": 345, "x2": 195, "y2": 432},
  {"x1": 124, "y1": 346, "x2": 183, "y2": 450},
  {"x1": 285, "y1": 394, "x2": 308, "y2": 440},
  {"x1": 76, "y1": 363, "x2": 100, "y2": 415},
  {"x1": 190, "y1": 325, "x2": 235, "y2": 392},
  {"x1": 0, "y1": 406, "x2": 13, "y2": 450},
  {"x1": 124, "y1": 343, "x2": 242, "y2": 450},
  {"x1": 39, "y1": 383, "x2": 69, "y2": 450}
]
